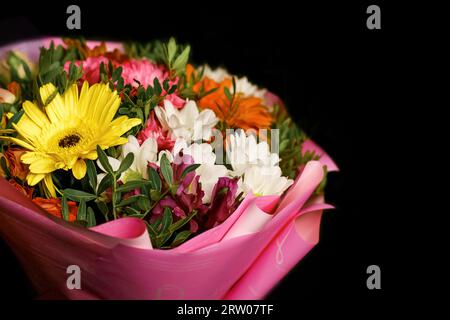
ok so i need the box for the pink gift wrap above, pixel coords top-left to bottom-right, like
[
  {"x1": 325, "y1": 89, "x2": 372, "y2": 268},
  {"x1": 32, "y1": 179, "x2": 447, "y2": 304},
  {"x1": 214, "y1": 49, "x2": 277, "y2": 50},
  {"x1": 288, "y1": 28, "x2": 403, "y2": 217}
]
[{"x1": 0, "y1": 38, "x2": 338, "y2": 300}]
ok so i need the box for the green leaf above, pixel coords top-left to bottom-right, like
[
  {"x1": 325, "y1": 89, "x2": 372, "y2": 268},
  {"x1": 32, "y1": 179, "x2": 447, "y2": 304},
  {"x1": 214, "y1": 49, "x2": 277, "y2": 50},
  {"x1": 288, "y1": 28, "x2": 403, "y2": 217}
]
[
  {"x1": 117, "y1": 194, "x2": 147, "y2": 207},
  {"x1": 96, "y1": 145, "x2": 113, "y2": 174},
  {"x1": 146, "y1": 222, "x2": 158, "y2": 238},
  {"x1": 77, "y1": 199, "x2": 87, "y2": 221},
  {"x1": 147, "y1": 166, "x2": 161, "y2": 192},
  {"x1": 279, "y1": 139, "x2": 289, "y2": 153},
  {"x1": 137, "y1": 197, "x2": 151, "y2": 212},
  {"x1": 123, "y1": 206, "x2": 141, "y2": 216},
  {"x1": 44, "y1": 88, "x2": 58, "y2": 106},
  {"x1": 64, "y1": 189, "x2": 97, "y2": 202},
  {"x1": 96, "y1": 201, "x2": 109, "y2": 221},
  {"x1": 169, "y1": 210, "x2": 198, "y2": 233},
  {"x1": 180, "y1": 164, "x2": 200, "y2": 179},
  {"x1": 116, "y1": 180, "x2": 151, "y2": 193},
  {"x1": 6, "y1": 110, "x2": 23, "y2": 129},
  {"x1": 86, "y1": 207, "x2": 96, "y2": 227},
  {"x1": 160, "y1": 153, "x2": 173, "y2": 184},
  {"x1": 61, "y1": 194, "x2": 69, "y2": 221},
  {"x1": 163, "y1": 78, "x2": 170, "y2": 92},
  {"x1": 224, "y1": 87, "x2": 232, "y2": 102},
  {"x1": 171, "y1": 230, "x2": 192, "y2": 247},
  {"x1": 161, "y1": 207, "x2": 173, "y2": 233},
  {"x1": 167, "y1": 37, "x2": 177, "y2": 63},
  {"x1": 97, "y1": 174, "x2": 113, "y2": 195},
  {"x1": 86, "y1": 160, "x2": 97, "y2": 192},
  {"x1": 153, "y1": 77, "x2": 162, "y2": 96},
  {"x1": 172, "y1": 45, "x2": 190, "y2": 74},
  {"x1": 167, "y1": 84, "x2": 177, "y2": 95},
  {"x1": 112, "y1": 66, "x2": 123, "y2": 82},
  {"x1": 0, "y1": 157, "x2": 10, "y2": 178},
  {"x1": 116, "y1": 152, "x2": 134, "y2": 176}
]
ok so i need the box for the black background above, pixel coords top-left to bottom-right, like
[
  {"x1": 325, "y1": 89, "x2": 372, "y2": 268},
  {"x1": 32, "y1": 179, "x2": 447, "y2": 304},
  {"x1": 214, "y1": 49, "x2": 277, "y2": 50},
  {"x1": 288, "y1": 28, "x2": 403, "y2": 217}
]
[{"x1": 0, "y1": 0, "x2": 411, "y2": 310}]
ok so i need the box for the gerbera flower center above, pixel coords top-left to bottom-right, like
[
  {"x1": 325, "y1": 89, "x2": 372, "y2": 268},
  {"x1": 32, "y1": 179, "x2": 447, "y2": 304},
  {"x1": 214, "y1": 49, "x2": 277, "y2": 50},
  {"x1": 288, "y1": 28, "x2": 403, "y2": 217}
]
[{"x1": 58, "y1": 133, "x2": 82, "y2": 148}]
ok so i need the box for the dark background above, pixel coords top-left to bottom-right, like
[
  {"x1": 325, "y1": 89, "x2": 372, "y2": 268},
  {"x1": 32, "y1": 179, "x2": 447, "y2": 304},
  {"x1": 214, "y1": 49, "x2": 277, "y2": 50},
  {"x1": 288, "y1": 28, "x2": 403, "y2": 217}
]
[{"x1": 0, "y1": 0, "x2": 410, "y2": 308}]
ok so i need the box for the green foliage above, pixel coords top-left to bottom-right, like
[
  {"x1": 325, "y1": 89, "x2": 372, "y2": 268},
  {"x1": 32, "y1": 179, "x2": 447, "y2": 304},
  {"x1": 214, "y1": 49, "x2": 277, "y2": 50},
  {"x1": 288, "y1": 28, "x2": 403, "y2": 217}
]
[
  {"x1": 146, "y1": 210, "x2": 197, "y2": 248},
  {"x1": 99, "y1": 61, "x2": 177, "y2": 135},
  {"x1": 271, "y1": 105, "x2": 319, "y2": 179},
  {"x1": 124, "y1": 37, "x2": 190, "y2": 78},
  {"x1": 271, "y1": 105, "x2": 328, "y2": 193},
  {"x1": 35, "y1": 43, "x2": 83, "y2": 104}
]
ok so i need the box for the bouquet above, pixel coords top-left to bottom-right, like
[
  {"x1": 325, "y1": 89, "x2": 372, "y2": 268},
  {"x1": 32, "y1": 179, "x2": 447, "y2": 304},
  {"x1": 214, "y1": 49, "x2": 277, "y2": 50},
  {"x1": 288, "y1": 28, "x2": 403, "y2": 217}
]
[{"x1": 0, "y1": 37, "x2": 338, "y2": 299}]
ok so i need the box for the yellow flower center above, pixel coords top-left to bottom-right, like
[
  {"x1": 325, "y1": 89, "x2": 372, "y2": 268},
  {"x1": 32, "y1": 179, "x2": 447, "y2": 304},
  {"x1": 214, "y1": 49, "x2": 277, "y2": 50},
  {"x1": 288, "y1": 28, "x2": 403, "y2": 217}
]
[{"x1": 58, "y1": 133, "x2": 82, "y2": 148}]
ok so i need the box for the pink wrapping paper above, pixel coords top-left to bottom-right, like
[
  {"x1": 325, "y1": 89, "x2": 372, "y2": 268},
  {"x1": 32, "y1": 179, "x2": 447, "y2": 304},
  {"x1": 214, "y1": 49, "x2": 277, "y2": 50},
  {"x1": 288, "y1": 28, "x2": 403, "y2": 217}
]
[{"x1": 0, "y1": 38, "x2": 339, "y2": 300}]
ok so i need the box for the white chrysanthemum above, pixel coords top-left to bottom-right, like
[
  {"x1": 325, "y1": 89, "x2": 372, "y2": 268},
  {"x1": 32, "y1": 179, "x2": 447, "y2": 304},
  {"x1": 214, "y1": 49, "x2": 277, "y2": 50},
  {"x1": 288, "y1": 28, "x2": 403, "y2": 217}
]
[
  {"x1": 227, "y1": 130, "x2": 280, "y2": 176},
  {"x1": 155, "y1": 100, "x2": 218, "y2": 142},
  {"x1": 202, "y1": 65, "x2": 267, "y2": 99},
  {"x1": 203, "y1": 65, "x2": 230, "y2": 83},
  {"x1": 239, "y1": 166, "x2": 293, "y2": 197},
  {"x1": 234, "y1": 76, "x2": 267, "y2": 100},
  {"x1": 226, "y1": 130, "x2": 293, "y2": 196},
  {"x1": 174, "y1": 138, "x2": 228, "y2": 203},
  {"x1": 97, "y1": 136, "x2": 165, "y2": 185}
]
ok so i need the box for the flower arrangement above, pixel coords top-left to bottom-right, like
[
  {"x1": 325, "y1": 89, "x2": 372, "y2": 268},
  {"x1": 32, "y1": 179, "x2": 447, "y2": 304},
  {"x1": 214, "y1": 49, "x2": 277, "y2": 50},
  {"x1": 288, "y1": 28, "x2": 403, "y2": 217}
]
[{"x1": 0, "y1": 37, "x2": 338, "y2": 299}]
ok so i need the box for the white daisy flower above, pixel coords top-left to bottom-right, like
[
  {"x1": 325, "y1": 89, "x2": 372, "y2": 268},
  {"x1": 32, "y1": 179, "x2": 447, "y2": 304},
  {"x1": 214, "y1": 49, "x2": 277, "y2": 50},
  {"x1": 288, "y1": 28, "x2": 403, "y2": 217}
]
[{"x1": 155, "y1": 100, "x2": 218, "y2": 142}]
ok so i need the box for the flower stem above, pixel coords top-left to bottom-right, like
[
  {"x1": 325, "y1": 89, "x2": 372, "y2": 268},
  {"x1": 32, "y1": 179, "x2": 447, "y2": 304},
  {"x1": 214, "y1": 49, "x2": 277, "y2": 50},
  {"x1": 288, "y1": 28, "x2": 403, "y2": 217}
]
[
  {"x1": 111, "y1": 173, "x2": 117, "y2": 220},
  {"x1": 140, "y1": 189, "x2": 169, "y2": 220}
]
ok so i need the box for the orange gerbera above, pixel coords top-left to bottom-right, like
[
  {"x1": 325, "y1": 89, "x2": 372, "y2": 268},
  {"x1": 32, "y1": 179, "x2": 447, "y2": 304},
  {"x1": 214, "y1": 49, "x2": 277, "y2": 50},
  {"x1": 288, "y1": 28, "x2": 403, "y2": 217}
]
[
  {"x1": 186, "y1": 65, "x2": 273, "y2": 131},
  {"x1": 5, "y1": 147, "x2": 29, "y2": 181},
  {"x1": 33, "y1": 197, "x2": 78, "y2": 222}
]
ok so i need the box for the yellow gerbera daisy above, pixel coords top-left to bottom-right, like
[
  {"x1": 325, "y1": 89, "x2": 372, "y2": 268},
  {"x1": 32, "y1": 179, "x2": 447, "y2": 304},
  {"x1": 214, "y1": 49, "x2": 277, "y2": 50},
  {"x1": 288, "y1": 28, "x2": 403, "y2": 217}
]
[{"x1": 7, "y1": 81, "x2": 141, "y2": 189}]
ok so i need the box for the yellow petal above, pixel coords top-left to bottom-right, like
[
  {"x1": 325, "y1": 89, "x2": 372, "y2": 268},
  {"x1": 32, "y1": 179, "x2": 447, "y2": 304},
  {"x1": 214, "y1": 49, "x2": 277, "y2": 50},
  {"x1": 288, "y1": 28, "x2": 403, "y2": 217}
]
[
  {"x1": 27, "y1": 173, "x2": 45, "y2": 186},
  {"x1": 20, "y1": 151, "x2": 41, "y2": 164},
  {"x1": 39, "y1": 83, "x2": 58, "y2": 104},
  {"x1": 29, "y1": 157, "x2": 56, "y2": 174},
  {"x1": 72, "y1": 159, "x2": 86, "y2": 180},
  {"x1": 43, "y1": 174, "x2": 57, "y2": 198},
  {"x1": 40, "y1": 83, "x2": 67, "y2": 123},
  {"x1": 83, "y1": 150, "x2": 98, "y2": 160},
  {"x1": 109, "y1": 116, "x2": 142, "y2": 135},
  {"x1": 63, "y1": 83, "x2": 79, "y2": 116},
  {"x1": 8, "y1": 137, "x2": 36, "y2": 151},
  {"x1": 78, "y1": 81, "x2": 90, "y2": 116},
  {"x1": 22, "y1": 101, "x2": 49, "y2": 128},
  {"x1": 15, "y1": 114, "x2": 42, "y2": 140}
]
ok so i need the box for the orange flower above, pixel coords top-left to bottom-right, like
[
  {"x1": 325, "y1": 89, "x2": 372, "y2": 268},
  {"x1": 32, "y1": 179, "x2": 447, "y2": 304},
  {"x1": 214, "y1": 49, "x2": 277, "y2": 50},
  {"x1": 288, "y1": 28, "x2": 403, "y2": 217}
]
[
  {"x1": 191, "y1": 75, "x2": 273, "y2": 131},
  {"x1": 33, "y1": 197, "x2": 78, "y2": 222},
  {"x1": 8, "y1": 179, "x2": 33, "y2": 198},
  {"x1": 7, "y1": 81, "x2": 21, "y2": 98},
  {"x1": 63, "y1": 39, "x2": 127, "y2": 63},
  {"x1": 5, "y1": 147, "x2": 29, "y2": 181}
]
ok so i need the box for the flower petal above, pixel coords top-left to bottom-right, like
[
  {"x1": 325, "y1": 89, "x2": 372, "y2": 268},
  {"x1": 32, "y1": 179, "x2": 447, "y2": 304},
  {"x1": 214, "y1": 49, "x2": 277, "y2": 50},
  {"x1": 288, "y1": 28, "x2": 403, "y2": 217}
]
[{"x1": 72, "y1": 159, "x2": 87, "y2": 180}]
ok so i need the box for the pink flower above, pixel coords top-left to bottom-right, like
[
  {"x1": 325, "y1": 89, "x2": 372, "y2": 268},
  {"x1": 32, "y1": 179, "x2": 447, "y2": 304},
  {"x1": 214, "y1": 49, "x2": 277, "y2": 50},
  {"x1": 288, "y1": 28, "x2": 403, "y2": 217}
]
[
  {"x1": 137, "y1": 111, "x2": 175, "y2": 150},
  {"x1": 120, "y1": 59, "x2": 166, "y2": 88},
  {"x1": 66, "y1": 56, "x2": 185, "y2": 108},
  {"x1": 64, "y1": 56, "x2": 110, "y2": 85},
  {"x1": 151, "y1": 153, "x2": 207, "y2": 232},
  {"x1": 121, "y1": 59, "x2": 185, "y2": 108},
  {"x1": 201, "y1": 177, "x2": 239, "y2": 230}
]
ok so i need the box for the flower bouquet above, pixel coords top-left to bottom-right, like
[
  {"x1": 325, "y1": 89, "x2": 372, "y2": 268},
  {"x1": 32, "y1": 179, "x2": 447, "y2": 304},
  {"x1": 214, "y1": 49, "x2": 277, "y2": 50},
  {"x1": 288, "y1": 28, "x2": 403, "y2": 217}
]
[{"x1": 0, "y1": 37, "x2": 338, "y2": 299}]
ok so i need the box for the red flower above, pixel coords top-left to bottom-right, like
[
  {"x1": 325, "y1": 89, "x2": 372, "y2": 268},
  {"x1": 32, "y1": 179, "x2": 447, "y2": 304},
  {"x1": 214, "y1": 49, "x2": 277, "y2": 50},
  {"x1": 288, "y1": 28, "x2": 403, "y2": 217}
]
[{"x1": 33, "y1": 197, "x2": 78, "y2": 222}]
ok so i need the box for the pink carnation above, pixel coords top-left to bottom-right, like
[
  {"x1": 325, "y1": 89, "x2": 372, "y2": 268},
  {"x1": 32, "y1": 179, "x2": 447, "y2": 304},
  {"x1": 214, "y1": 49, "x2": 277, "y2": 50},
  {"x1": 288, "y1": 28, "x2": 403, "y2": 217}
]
[
  {"x1": 137, "y1": 111, "x2": 174, "y2": 150},
  {"x1": 64, "y1": 56, "x2": 110, "y2": 85},
  {"x1": 66, "y1": 57, "x2": 185, "y2": 108},
  {"x1": 121, "y1": 59, "x2": 185, "y2": 108}
]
